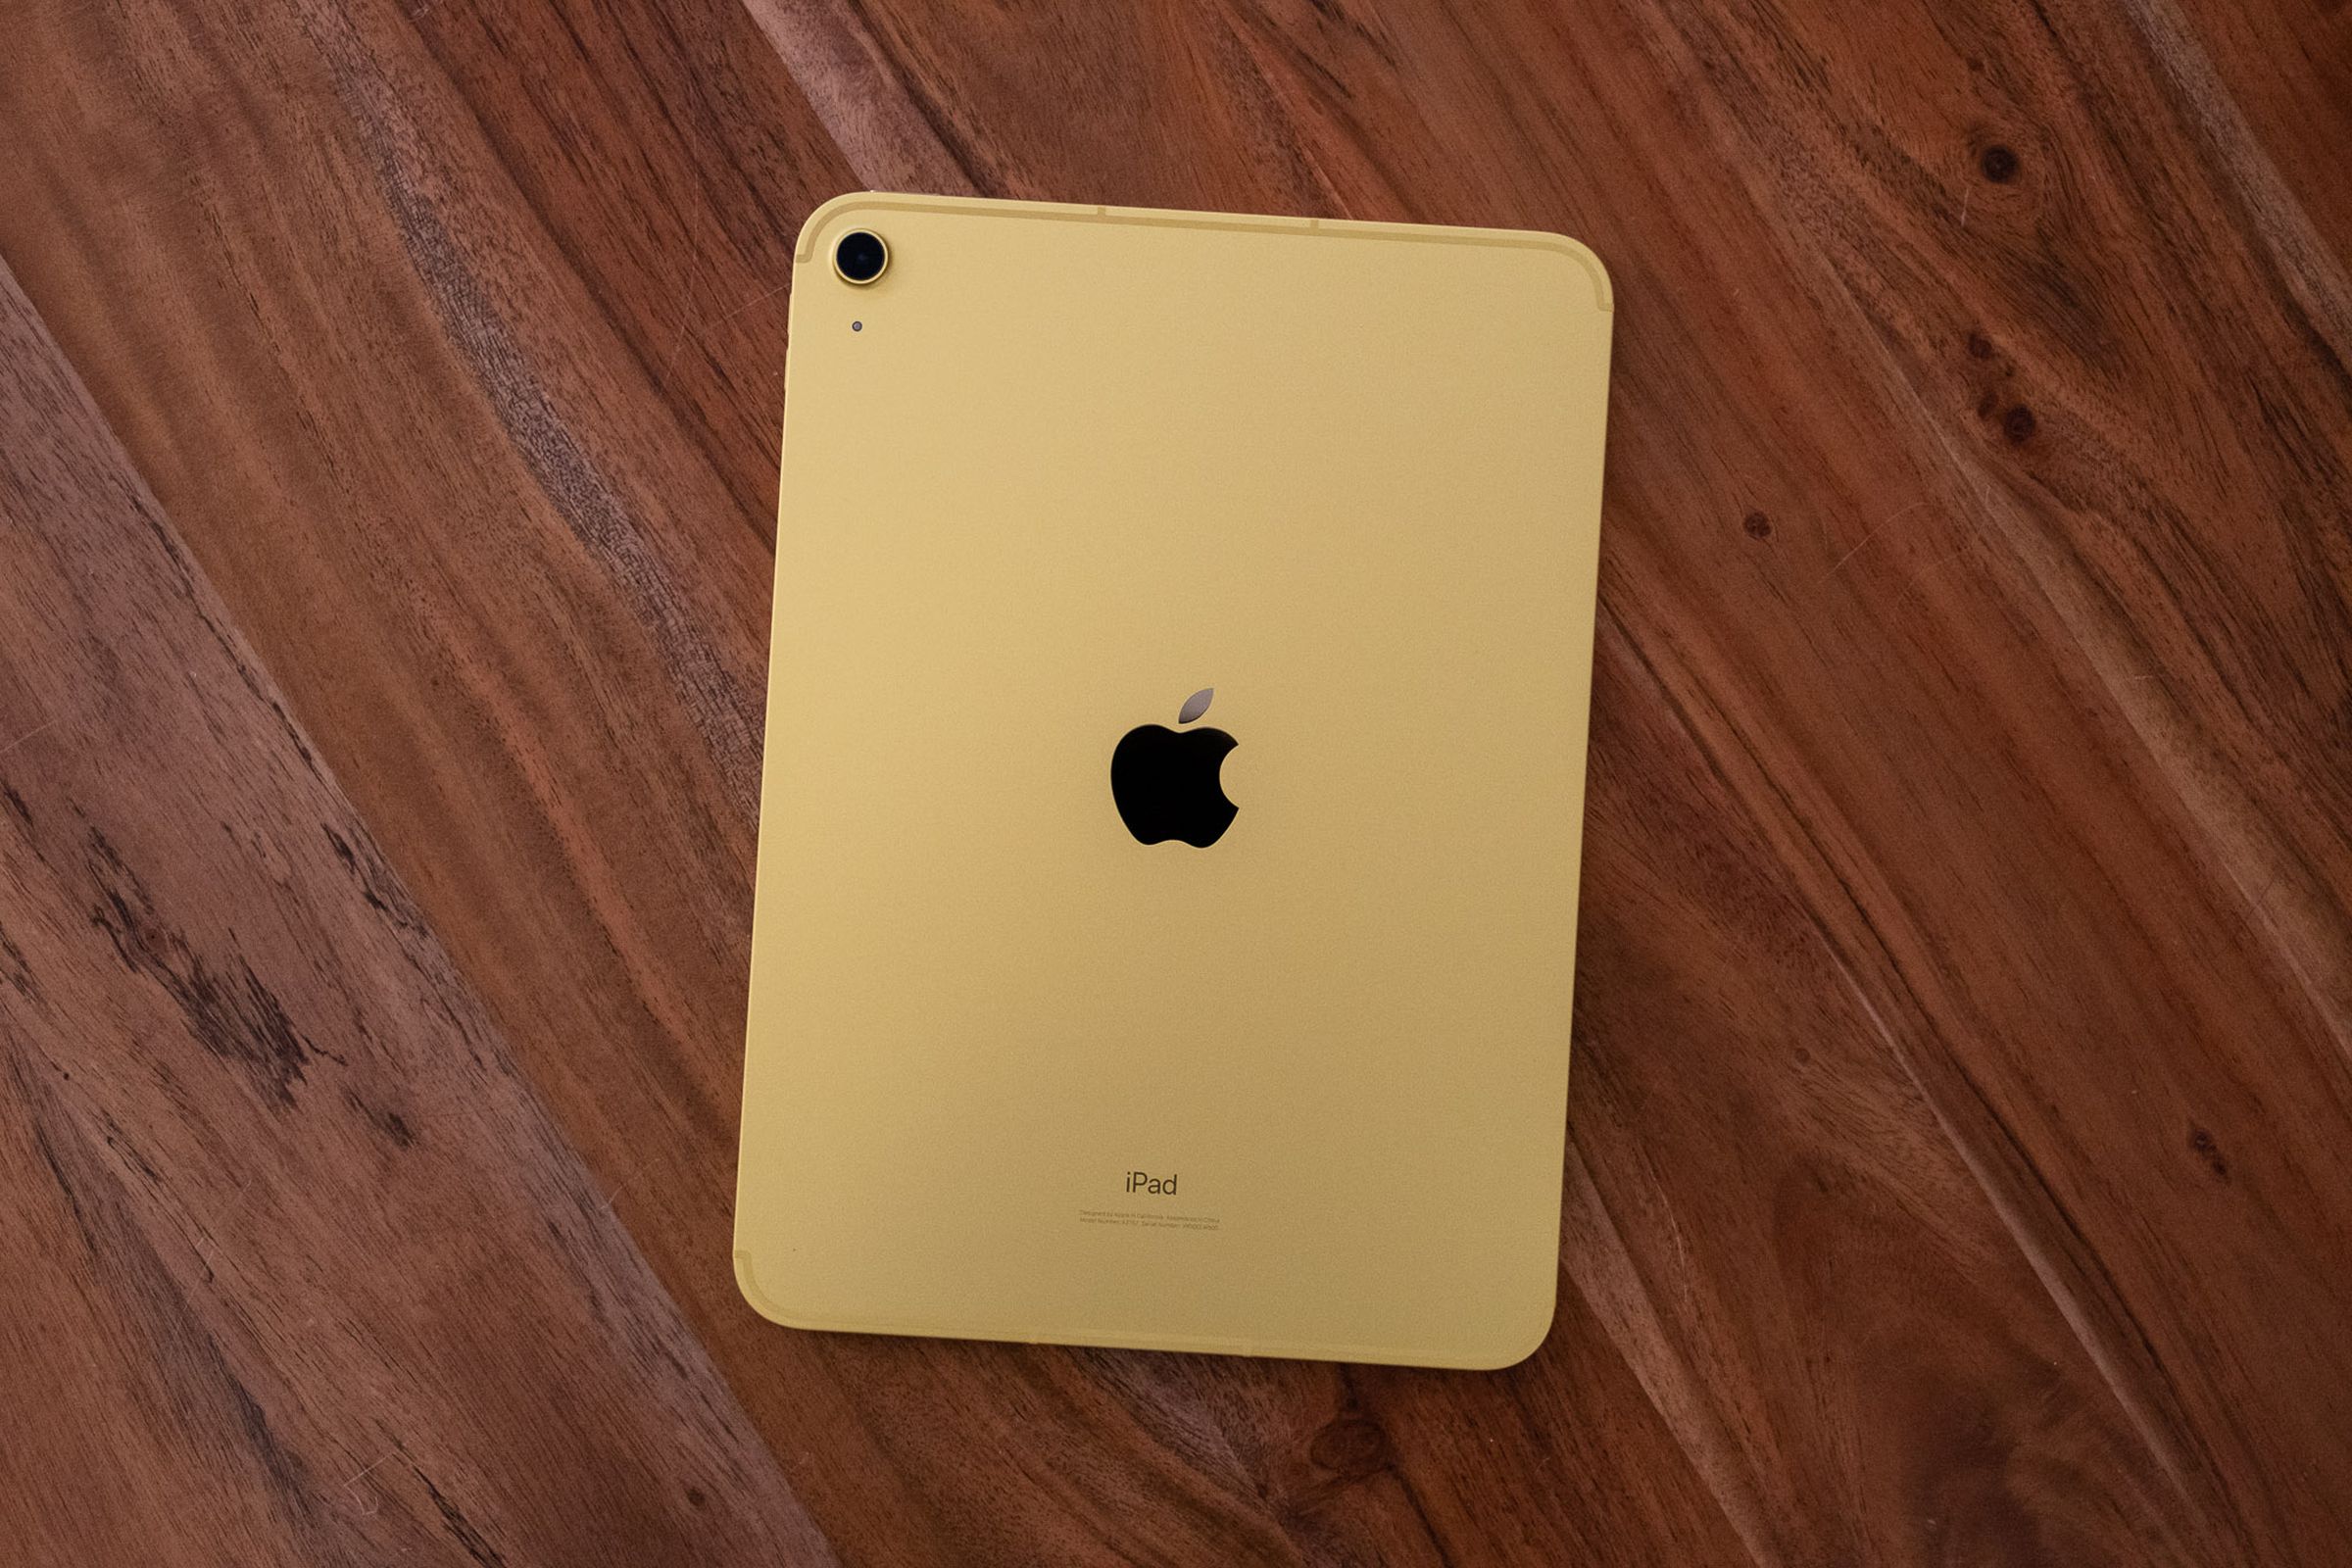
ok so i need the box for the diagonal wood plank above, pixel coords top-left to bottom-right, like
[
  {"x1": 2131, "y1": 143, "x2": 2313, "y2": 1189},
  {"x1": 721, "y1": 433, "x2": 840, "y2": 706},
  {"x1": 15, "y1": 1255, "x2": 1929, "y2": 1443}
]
[
  {"x1": 406, "y1": 0, "x2": 859, "y2": 530},
  {"x1": 738, "y1": 0, "x2": 979, "y2": 198},
  {"x1": 0, "y1": 256, "x2": 829, "y2": 1566},
  {"x1": 2164, "y1": 0, "x2": 2352, "y2": 327},
  {"x1": 1577, "y1": 2, "x2": 2352, "y2": 1553}
]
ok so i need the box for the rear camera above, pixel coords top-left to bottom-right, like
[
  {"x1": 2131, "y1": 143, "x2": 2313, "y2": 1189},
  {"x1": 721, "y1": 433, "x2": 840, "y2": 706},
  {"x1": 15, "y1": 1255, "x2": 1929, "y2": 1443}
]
[{"x1": 833, "y1": 230, "x2": 889, "y2": 286}]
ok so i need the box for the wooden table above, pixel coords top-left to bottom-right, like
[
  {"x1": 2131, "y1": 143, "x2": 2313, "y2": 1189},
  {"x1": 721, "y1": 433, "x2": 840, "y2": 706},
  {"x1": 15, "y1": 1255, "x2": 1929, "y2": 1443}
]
[{"x1": 3, "y1": 2, "x2": 2347, "y2": 1563}]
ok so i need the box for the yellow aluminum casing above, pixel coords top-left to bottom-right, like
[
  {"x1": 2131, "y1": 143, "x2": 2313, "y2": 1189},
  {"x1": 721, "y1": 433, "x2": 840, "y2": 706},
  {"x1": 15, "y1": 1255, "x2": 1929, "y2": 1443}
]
[{"x1": 736, "y1": 193, "x2": 1613, "y2": 1368}]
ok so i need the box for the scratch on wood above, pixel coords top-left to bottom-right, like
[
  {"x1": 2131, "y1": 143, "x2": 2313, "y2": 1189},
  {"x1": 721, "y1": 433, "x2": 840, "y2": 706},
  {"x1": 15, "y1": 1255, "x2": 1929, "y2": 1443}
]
[
  {"x1": 1824, "y1": 500, "x2": 1928, "y2": 578},
  {"x1": 0, "y1": 715, "x2": 61, "y2": 760}
]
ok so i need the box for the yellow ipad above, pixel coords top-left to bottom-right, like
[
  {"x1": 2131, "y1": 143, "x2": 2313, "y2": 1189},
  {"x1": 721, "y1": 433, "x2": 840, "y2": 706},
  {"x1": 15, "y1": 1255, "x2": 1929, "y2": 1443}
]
[{"x1": 736, "y1": 193, "x2": 1613, "y2": 1368}]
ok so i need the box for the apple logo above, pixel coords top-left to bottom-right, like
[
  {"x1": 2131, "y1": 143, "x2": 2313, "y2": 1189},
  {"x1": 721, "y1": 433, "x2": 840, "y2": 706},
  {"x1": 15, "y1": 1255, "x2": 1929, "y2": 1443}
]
[{"x1": 1110, "y1": 688, "x2": 1239, "y2": 848}]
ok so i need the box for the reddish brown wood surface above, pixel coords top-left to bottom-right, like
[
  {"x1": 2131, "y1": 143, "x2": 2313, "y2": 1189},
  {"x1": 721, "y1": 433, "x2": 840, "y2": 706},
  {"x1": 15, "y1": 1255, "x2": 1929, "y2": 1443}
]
[
  {"x1": 2, "y1": 0, "x2": 2347, "y2": 1562},
  {"x1": 0, "y1": 258, "x2": 829, "y2": 1565}
]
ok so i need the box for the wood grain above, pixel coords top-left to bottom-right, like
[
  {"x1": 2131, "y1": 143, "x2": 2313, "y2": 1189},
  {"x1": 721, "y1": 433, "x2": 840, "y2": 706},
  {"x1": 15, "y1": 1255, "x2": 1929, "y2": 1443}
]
[
  {"x1": 0, "y1": 257, "x2": 829, "y2": 1565},
  {"x1": 2, "y1": 0, "x2": 2347, "y2": 1561}
]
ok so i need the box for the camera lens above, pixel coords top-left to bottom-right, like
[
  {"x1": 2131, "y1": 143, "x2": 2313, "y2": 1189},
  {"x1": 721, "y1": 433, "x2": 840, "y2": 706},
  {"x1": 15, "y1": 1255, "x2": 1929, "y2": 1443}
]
[{"x1": 833, "y1": 230, "x2": 889, "y2": 285}]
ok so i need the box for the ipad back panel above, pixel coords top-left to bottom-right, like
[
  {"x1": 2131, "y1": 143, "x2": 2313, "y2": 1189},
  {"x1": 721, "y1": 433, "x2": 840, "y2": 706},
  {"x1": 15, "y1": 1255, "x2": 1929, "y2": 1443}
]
[{"x1": 737, "y1": 194, "x2": 1612, "y2": 1367}]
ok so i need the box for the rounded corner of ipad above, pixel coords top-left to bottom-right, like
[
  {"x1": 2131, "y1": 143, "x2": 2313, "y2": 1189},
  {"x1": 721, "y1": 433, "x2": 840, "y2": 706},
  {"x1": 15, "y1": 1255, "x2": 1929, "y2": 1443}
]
[
  {"x1": 1519, "y1": 230, "x2": 1614, "y2": 316},
  {"x1": 1411, "y1": 1259, "x2": 1561, "y2": 1372},
  {"x1": 732, "y1": 1247, "x2": 824, "y2": 1331},
  {"x1": 792, "y1": 190, "x2": 926, "y2": 266},
  {"x1": 794, "y1": 192, "x2": 868, "y2": 262},
  {"x1": 1447, "y1": 1272, "x2": 1560, "y2": 1371}
]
